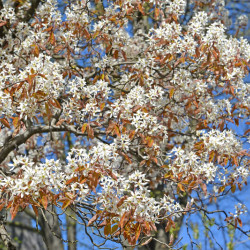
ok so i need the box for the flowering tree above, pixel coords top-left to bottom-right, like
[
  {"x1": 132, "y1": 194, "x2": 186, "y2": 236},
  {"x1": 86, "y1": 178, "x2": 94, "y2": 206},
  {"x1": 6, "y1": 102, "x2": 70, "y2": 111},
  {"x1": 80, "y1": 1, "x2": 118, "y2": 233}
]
[{"x1": 0, "y1": 0, "x2": 249, "y2": 249}]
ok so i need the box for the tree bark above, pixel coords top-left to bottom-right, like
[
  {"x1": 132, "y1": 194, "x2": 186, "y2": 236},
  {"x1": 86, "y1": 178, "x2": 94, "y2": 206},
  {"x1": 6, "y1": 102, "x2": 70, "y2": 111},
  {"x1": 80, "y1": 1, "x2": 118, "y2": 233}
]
[
  {"x1": 0, "y1": 223, "x2": 17, "y2": 250},
  {"x1": 66, "y1": 207, "x2": 77, "y2": 250},
  {"x1": 39, "y1": 207, "x2": 64, "y2": 250},
  {"x1": 7, "y1": 212, "x2": 46, "y2": 250}
]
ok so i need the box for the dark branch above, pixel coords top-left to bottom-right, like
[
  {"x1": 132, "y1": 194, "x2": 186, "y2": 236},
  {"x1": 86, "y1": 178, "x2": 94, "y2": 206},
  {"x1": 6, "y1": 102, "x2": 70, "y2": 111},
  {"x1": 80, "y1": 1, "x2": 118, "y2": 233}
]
[
  {"x1": 0, "y1": 123, "x2": 105, "y2": 165},
  {"x1": 0, "y1": 222, "x2": 17, "y2": 250}
]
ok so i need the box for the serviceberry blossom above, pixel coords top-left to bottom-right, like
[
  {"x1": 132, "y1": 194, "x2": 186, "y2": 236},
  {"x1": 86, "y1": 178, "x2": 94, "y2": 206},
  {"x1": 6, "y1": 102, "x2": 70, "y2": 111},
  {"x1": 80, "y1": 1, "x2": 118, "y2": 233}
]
[
  {"x1": 0, "y1": 0, "x2": 249, "y2": 247},
  {"x1": 234, "y1": 203, "x2": 247, "y2": 218}
]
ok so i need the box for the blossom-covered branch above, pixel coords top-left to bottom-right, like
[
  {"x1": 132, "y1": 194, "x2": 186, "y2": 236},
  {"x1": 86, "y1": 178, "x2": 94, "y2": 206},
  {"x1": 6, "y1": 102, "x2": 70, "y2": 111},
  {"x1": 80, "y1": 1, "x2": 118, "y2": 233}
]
[{"x1": 0, "y1": 0, "x2": 249, "y2": 248}]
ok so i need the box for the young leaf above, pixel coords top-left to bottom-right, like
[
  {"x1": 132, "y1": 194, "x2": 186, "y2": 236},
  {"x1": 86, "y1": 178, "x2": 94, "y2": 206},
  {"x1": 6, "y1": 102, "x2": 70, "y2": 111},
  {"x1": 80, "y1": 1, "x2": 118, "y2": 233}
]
[
  {"x1": 61, "y1": 199, "x2": 72, "y2": 210},
  {"x1": 87, "y1": 214, "x2": 99, "y2": 226},
  {"x1": 104, "y1": 223, "x2": 111, "y2": 236}
]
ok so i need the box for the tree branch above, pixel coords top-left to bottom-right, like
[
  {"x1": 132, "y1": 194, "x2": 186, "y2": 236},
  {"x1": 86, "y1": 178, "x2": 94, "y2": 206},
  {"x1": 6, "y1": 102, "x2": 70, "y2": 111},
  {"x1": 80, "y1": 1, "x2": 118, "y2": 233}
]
[
  {"x1": 6, "y1": 221, "x2": 40, "y2": 234},
  {"x1": 0, "y1": 123, "x2": 105, "y2": 164},
  {"x1": 0, "y1": 222, "x2": 17, "y2": 250}
]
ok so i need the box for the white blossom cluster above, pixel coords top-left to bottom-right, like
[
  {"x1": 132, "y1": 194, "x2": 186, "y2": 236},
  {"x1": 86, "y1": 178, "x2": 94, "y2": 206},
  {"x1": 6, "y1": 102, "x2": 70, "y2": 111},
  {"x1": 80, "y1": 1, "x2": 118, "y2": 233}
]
[
  {"x1": 168, "y1": 129, "x2": 248, "y2": 185},
  {"x1": 234, "y1": 203, "x2": 247, "y2": 218},
  {"x1": 0, "y1": 144, "x2": 181, "y2": 222},
  {"x1": 167, "y1": 147, "x2": 218, "y2": 183},
  {"x1": 0, "y1": 0, "x2": 248, "y2": 237},
  {"x1": 99, "y1": 171, "x2": 182, "y2": 223},
  {"x1": 201, "y1": 130, "x2": 242, "y2": 156},
  {"x1": 0, "y1": 0, "x2": 248, "y2": 127}
]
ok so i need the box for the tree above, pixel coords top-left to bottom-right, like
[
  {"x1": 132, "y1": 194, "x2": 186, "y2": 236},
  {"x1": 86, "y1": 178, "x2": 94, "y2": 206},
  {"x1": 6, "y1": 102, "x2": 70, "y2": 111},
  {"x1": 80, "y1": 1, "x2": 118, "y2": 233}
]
[{"x1": 0, "y1": 0, "x2": 249, "y2": 249}]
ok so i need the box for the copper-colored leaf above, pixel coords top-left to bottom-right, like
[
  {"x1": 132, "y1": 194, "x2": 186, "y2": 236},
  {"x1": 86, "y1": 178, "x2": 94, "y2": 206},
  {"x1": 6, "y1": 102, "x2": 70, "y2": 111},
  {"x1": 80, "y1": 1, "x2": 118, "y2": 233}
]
[
  {"x1": 207, "y1": 51, "x2": 211, "y2": 63},
  {"x1": 146, "y1": 137, "x2": 154, "y2": 147},
  {"x1": 66, "y1": 177, "x2": 78, "y2": 185},
  {"x1": 209, "y1": 151, "x2": 215, "y2": 162},
  {"x1": 120, "y1": 212, "x2": 127, "y2": 229},
  {"x1": 121, "y1": 50, "x2": 127, "y2": 61},
  {"x1": 234, "y1": 118, "x2": 239, "y2": 126},
  {"x1": 232, "y1": 156, "x2": 238, "y2": 166},
  {"x1": 224, "y1": 157, "x2": 229, "y2": 166},
  {"x1": 45, "y1": 102, "x2": 52, "y2": 120},
  {"x1": 172, "y1": 14, "x2": 178, "y2": 21},
  {"x1": 244, "y1": 129, "x2": 250, "y2": 136},
  {"x1": 99, "y1": 103, "x2": 105, "y2": 111},
  {"x1": 114, "y1": 124, "x2": 121, "y2": 137},
  {"x1": 43, "y1": 26, "x2": 53, "y2": 32},
  {"x1": 135, "y1": 223, "x2": 141, "y2": 242},
  {"x1": 54, "y1": 45, "x2": 65, "y2": 54},
  {"x1": 230, "y1": 86, "x2": 235, "y2": 97},
  {"x1": 83, "y1": 29, "x2": 91, "y2": 40},
  {"x1": 87, "y1": 124, "x2": 94, "y2": 139},
  {"x1": 93, "y1": 30, "x2": 99, "y2": 39},
  {"x1": 34, "y1": 45, "x2": 39, "y2": 57},
  {"x1": 50, "y1": 32, "x2": 56, "y2": 45},
  {"x1": 218, "y1": 185, "x2": 225, "y2": 193},
  {"x1": 169, "y1": 88, "x2": 174, "y2": 99},
  {"x1": 106, "y1": 44, "x2": 112, "y2": 53},
  {"x1": 177, "y1": 183, "x2": 185, "y2": 192},
  {"x1": 165, "y1": 221, "x2": 171, "y2": 232},
  {"x1": 155, "y1": 8, "x2": 160, "y2": 18},
  {"x1": 61, "y1": 199, "x2": 72, "y2": 210},
  {"x1": 104, "y1": 223, "x2": 111, "y2": 236},
  {"x1": 138, "y1": 3, "x2": 145, "y2": 15},
  {"x1": 231, "y1": 184, "x2": 236, "y2": 193},
  {"x1": 129, "y1": 130, "x2": 136, "y2": 139},
  {"x1": 152, "y1": 157, "x2": 158, "y2": 164},
  {"x1": 180, "y1": 57, "x2": 185, "y2": 63},
  {"x1": 234, "y1": 218, "x2": 238, "y2": 228},
  {"x1": 12, "y1": 117, "x2": 19, "y2": 128},
  {"x1": 81, "y1": 123, "x2": 87, "y2": 133},
  {"x1": 117, "y1": 196, "x2": 127, "y2": 208},
  {"x1": 111, "y1": 224, "x2": 118, "y2": 234},
  {"x1": 32, "y1": 205, "x2": 39, "y2": 216},
  {"x1": 113, "y1": 50, "x2": 119, "y2": 59},
  {"x1": 195, "y1": 47, "x2": 200, "y2": 58},
  {"x1": 40, "y1": 195, "x2": 48, "y2": 210},
  {"x1": 237, "y1": 217, "x2": 243, "y2": 227},
  {"x1": 0, "y1": 118, "x2": 10, "y2": 128}
]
